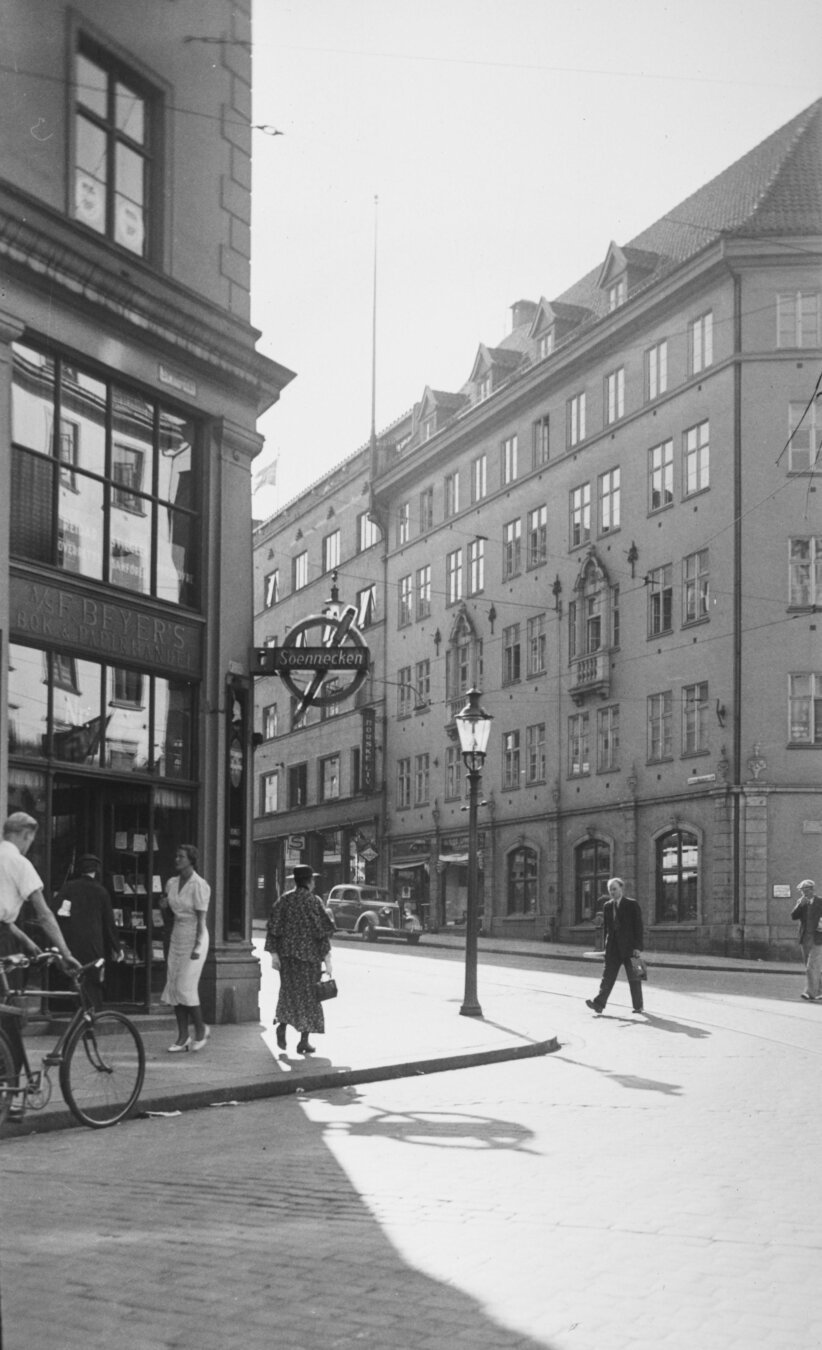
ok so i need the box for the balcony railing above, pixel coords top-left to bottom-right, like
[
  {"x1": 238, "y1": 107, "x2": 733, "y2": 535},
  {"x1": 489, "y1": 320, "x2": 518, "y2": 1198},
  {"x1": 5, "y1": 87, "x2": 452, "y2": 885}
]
[{"x1": 569, "y1": 651, "x2": 610, "y2": 705}]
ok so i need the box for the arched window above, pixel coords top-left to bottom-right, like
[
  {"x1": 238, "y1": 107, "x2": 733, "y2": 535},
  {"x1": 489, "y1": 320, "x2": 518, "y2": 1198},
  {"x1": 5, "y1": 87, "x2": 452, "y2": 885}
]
[
  {"x1": 575, "y1": 838, "x2": 611, "y2": 922},
  {"x1": 656, "y1": 830, "x2": 698, "y2": 923},
  {"x1": 507, "y1": 846, "x2": 537, "y2": 915}
]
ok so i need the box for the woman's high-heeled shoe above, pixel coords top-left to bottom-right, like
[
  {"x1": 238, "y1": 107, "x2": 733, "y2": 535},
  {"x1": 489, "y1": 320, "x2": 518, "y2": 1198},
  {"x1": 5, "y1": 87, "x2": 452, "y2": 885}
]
[
  {"x1": 168, "y1": 1037, "x2": 191, "y2": 1053},
  {"x1": 276, "y1": 1023, "x2": 287, "y2": 1050},
  {"x1": 191, "y1": 1026, "x2": 210, "y2": 1052}
]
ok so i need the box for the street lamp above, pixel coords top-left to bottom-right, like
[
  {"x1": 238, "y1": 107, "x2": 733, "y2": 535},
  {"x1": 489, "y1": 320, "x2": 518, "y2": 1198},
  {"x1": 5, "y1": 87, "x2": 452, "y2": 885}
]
[{"x1": 454, "y1": 688, "x2": 493, "y2": 1017}]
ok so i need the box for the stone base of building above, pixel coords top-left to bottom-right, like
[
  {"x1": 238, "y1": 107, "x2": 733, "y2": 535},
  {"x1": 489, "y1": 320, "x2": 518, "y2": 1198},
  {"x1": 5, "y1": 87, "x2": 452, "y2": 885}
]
[{"x1": 199, "y1": 945, "x2": 262, "y2": 1025}]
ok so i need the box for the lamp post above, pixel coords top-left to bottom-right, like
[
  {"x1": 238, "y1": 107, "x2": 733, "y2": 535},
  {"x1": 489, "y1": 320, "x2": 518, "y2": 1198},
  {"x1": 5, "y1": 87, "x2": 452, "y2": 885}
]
[{"x1": 454, "y1": 688, "x2": 493, "y2": 1018}]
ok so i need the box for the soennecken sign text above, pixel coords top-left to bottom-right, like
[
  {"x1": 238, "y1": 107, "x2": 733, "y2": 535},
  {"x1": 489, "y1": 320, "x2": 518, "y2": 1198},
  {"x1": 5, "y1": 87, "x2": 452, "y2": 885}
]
[
  {"x1": 11, "y1": 575, "x2": 202, "y2": 677},
  {"x1": 251, "y1": 645, "x2": 370, "y2": 674}
]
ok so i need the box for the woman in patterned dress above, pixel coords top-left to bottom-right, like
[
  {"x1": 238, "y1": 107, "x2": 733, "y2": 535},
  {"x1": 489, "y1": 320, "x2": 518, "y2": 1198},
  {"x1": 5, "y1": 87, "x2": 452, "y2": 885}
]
[
  {"x1": 267, "y1": 865, "x2": 334, "y2": 1054},
  {"x1": 161, "y1": 844, "x2": 211, "y2": 1052}
]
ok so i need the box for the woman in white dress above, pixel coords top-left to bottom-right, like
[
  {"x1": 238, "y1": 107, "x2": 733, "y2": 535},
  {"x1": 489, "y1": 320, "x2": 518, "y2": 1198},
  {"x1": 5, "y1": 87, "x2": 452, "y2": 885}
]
[{"x1": 161, "y1": 844, "x2": 211, "y2": 1052}]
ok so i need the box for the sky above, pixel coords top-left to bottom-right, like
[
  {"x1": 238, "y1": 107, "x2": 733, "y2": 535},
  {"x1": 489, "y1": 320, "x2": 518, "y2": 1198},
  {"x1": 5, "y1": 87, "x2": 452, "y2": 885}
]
[{"x1": 249, "y1": 0, "x2": 822, "y2": 517}]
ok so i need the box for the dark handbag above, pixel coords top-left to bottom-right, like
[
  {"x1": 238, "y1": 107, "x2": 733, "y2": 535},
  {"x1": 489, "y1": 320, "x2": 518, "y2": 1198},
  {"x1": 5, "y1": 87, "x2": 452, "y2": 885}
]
[
  {"x1": 630, "y1": 955, "x2": 648, "y2": 982},
  {"x1": 316, "y1": 975, "x2": 338, "y2": 1001}
]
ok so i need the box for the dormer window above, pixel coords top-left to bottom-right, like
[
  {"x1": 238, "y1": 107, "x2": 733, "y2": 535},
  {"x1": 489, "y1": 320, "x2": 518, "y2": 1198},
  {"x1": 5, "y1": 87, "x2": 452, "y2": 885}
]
[
  {"x1": 537, "y1": 331, "x2": 554, "y2": 360},
  {"x1": 607, "y1": 278, "x2": 626, "y2": 311},
  {"x1": 422, "y1": 417, "x2": 435, "y2": 442},
  {"x1": 478, "y1": 373, "x2": 492, "y2": 402}
]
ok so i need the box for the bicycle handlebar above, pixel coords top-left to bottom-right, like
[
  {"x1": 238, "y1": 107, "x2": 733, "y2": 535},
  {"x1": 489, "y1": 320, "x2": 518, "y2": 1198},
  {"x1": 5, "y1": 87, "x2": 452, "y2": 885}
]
[{"x1": 0, "y1": 950, "x2": 103, "y2": 981}]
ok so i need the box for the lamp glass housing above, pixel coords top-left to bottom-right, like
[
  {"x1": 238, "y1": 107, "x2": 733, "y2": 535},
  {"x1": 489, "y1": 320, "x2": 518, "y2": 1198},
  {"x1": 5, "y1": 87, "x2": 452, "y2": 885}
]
[{"x1": 455, "y1": 688, "x2": 493, "y2": 765}]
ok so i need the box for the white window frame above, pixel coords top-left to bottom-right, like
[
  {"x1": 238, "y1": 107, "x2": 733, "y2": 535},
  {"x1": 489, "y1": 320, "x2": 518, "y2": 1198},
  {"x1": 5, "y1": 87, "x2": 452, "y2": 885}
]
[
  {"x1": 777, "y1": 291, "x2": 821, "y2": 349},
  {"x1": 788, "y1": 401, "x2": 822, "y2": 473},
  {"x1": 605, "y1": 368, "x2": 625, "y2": 425},
  {"x1": 789, "y1": 537, "x2": 822, "y2": 607},
  {"x1": 568, "y1": 392, "x2": 586, "y2": 447},
  {"x1": 468, "y1": 538, "x2": 484, "y2": 596},
  {"x1": 646, "y1": 340, "x2": 668, "y2": 400},
  {"x1": 649, "y1": 439, "x2": 674, "y2": 512},
  {"x1": 689, "y1": 310, "x2": 713, "y2": 375},
  {"x1": 683, "y1": 549, "x2": 710, "y2": 623},
  {"x1": 570, "y1": 482, "x2": 591, "y2": 548},
  {"x1": 684, "y1": 420, "x2": 710, "y2": 496},
  {"x1": 598, "y1": 468, "x2": 620, "y2": 536},
  {"x1": 502, "y1": 434, "x2": 518, "y2": 485}
]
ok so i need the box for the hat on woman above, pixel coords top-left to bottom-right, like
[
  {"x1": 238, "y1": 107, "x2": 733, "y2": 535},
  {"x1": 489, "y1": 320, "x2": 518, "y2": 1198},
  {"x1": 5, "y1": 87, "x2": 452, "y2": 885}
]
[{"x1": 292, "y1": 865, "x2": 314, "y2": 886}]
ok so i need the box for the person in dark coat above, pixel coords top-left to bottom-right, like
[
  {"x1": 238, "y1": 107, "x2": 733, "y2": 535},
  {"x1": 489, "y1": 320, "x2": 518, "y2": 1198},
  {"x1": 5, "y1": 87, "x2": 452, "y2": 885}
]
[
  {"x1": 266, "y1": 865, "x2": 334, "y2": 1055},
  {"x1": 790, "y1": 879, "x2": 822, "y2": 1000},
  {"x1": 55, "y1": 855, "x2": 122, "y2": 1011},
  {"x1": 586, "y1": 877, "x2": 645, "y2": 1015}
]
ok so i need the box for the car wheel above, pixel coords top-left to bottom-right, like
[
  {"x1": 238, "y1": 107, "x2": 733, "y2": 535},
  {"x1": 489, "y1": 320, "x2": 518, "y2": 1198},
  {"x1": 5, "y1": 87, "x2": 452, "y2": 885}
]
[
  {"x1": 361, "y1": 920, "x2": 377, "y2": 942},
  {"x1": 406, "y1": 933, "x2": 421, "y2": 945}
]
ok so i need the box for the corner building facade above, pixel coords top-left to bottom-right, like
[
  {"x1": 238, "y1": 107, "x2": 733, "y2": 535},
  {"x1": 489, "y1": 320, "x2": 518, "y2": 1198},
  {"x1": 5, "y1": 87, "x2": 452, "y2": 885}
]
[
  {"x1": 256, "y1": 101, "x2": 822, "y2": 959},
  {"x1": 1, "y1": 1, "x2": 293, "y2": 1017}
]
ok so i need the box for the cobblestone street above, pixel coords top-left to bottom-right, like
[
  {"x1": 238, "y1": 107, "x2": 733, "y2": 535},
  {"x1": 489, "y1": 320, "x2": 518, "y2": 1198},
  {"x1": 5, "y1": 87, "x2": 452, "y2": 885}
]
[{"x1": 2, "y1": 948, "x2": 820, "y2": 1349}]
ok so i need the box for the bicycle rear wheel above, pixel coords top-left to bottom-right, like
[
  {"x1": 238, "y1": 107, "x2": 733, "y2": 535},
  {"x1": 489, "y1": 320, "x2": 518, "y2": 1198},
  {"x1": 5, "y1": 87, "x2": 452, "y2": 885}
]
[
  {"x1": 0, "y1": 1029, "x2": 17, "y2": 1127},
  {"x1": 60, "y1": 1011, "x2": 145, "y2": 1128}
]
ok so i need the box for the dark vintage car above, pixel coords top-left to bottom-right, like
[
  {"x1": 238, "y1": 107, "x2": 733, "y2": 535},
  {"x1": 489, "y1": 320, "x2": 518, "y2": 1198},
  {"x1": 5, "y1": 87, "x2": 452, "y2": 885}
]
[{"x1": 325, "y1": 885, "x2": 422, "y2": 944}]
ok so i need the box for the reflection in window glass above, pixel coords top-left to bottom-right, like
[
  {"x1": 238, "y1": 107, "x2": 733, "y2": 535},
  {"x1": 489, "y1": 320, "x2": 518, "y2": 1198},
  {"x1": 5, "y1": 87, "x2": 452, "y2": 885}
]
[
  {"x1": 153, "y1": 787, "x2": 194, "y2": 893},
  {"x1": 11, "y1": 345, "x2": 55, "y2": 455},
  {"x1": 52, "y1": 658, "x2": 103, "y2": 765},
  {"x1": 110, "y1": 493, "x2": 151, "y2": 593},
  {"x1": 58, "y1": 472, "x2": 104, "y2": 578},
  {"x1": 157, "y1": 506, "x2": 197, "y2": 606},
  {"x1": 106, "y1": 666, "x2": 149, "y2": 772},
  {"x1": 11, "y1": 450, "x2": 53, "y2": 563},
  {"x1": 154, "y1": 679, "x2": 194, "y2": 779},
  {"x1": 62, "y1": 368, "x2": 107, "y2": 475},
  {"x1": 8, "y1": 644, "x2": 48, "y2": 757},
  {"x1": 157, "y1": 411, "x2": 193, "y2": 502}
]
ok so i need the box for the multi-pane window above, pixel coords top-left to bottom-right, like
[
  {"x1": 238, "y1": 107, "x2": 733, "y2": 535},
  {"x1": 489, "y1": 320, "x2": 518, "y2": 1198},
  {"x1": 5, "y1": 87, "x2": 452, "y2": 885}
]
[
  {"x1": 471, "y1": 454, "x2": 487, "y2": 503},
  {"x1": 788, "y1": 401, "x2": 822, "y2": 473},
  {"x1": 397, "y1": 757, "x2": 411, "y2": 808},
  {"x1": 684, "y1": 420, "x2": 710, "y2": 495},
  {"x1": 537, "y1": 331, "x2": 554, "y2": 359},
  {"x1": 262, "y1": 704, "x2": 278, "y2": 740},
  {"x1": 468, "y1": 538, "x2": 485, "y2": 595},
  {"x1": 419, "y1": 486, "x2": 434, "y2": 532},
  {"x1": 789, "y1": 537, "x2": 822, "y2": 606},
  {"x1": 444, "y1": 471, "x2": 460, "y2": 517},
  {"x1": 322, "y1": 529, "x2": 340, "y2": 573},
  {"x1": 533, "y1": 415, "x2": 550, "y2": 467},
  {"x1": 612, "y1": 584, "x2": 620, "y2": 649},
  {"x1": 527, "y1": 505, "x2": 547, "y2": 567},
  {"x1": 445, "y1": 744, "x2": 462, "y2": 800},
  {"x1": 527, "y1": 613, "x2": 547, "y2": 676},
  {"x1": 264, "y1": 570, "x2": 279, "y2": 609},
  {"x1": 501, "y1": 434, "x2": 518, "y2": 485},
  {"x1": 288, "y1": 762, "x2": 308, "y2": 808},
  {"x1": 11, "y1": 344, "x2": 199, "y2": 606},
  {"x1": 683, "y1": 682, "x2": 709, "y2": 755},
  {"x1": 357, "y1": 511, "x2": 380, "y2": 551},
  {"x1": 416, "y1": 564, "x2": 432, "y2": 618},
  {"x1": 321, "y1": 679, "x2": 341, "y2": 721},
  {"x1": 649, "y1": 439, "x2": 674, "y2": 511},
  {"x1": 777, "y1": 291, "x2": 821, "y2": 348},
  {"x1": 607, "y1": 277, "x2": 626, "y2": 311},
  {"x1": 320, "y1": 754, "x2": 340, "y2": 801},
  {"x1": 575, "y1": 838, "x2": 612, "y2": 922},
  {"x1": 646, "y1": 340, "x2": 668, "y2": 400},
  {"x1": 647, "y1": 691, "x2": 673, "y2": 760},
  {"x1": 597, "y1": 705, "x2": 619, "y2": 772},
  {"x1": 398, "y1": 574, "x2": 413, "y2": 626},
  {"x1": 569, "y1": 712, "x2": 590, "y2": 776},
  {"x1": 446, "y1": 549, "x2": 463, "y2": 605},
  {"x1": 789, "y1": 673, "x2": 822, "y2": 744},
  {"x1": 689, "y1": 310, "x2": 713, "y2": 374},
  {"x1": 502, "y1": 731, "x2": 521, "y2": 790},
  {"x1": 502, "y1": 519, "x2": 521, "y2": 579},
  {"x1": 570, "y1": 483, "x2": 591, "y2": 548},
  {"x1": 397, "y1": 503, "x2": 410, "y2": 545},
  {"x1": 502, "y1": 624, "x2": 521, "y2": 685},
  {"x1": 605, "y1": 368, "x2": 625, "y2": 424},
  {"x1": 73, "y1": 41, "x2": 153, "y2": 257},
  {"x1": 414, "y1": 753, "x2": 430, "y2": 805},
  {"x1": 415, "y1": 659, "x2": 431, "y2": 705},
  {"x1": 656, "y1": 830, "x2": 698, "y2": 923},
  {"x1": 683, "y1": 549, "x2": 710, "y2": 623},
  {"x1": 598, "y1": 468, "x2": 620, "y2": 535},
  {"x1": 446, "y1": 629, "x2": 481, "y2": 720},
  {"x1": 261, "y1": 770, "x2": 279, "y2": 814},
  {"x1": 477, "y1": 372, "x2": 492, "y2": 402},
  {"x1": 648, "y1": 565, "x2": 673, "y2": 635},
  {"x1": 397, "y1": 667, "x2": 413, "y2": 718},
  {"x1": 568, "y1": 392, "x2": 586, "y2": 447},
  {"x1": 421, "y1": 417, "x2": 435, "y2": 442},
  {"x1": 356, "y1": 584, "x2": 377, "y2": 628},
  {"x1": 507, "y1": 847, "x2": 538, "y2": 915},
  {"x1": 293, "y1": 551, "x2": 308, "y2": 591},
  {"x1": 525, "y1": 723, "x2": 545, "y2": 784}
]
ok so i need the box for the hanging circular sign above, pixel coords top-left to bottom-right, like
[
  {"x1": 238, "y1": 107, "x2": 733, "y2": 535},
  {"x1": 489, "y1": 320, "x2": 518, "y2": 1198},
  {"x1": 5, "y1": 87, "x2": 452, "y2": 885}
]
[{"x1": 277, "y1": 604, "x2": 369, "y2": 720}]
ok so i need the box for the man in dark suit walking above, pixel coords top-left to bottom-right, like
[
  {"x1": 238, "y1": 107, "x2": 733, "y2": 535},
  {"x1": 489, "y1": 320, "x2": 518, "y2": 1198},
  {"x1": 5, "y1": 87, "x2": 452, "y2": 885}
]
[
  {"x1": 586, "y1": 877, "x2": 645, "y2": 1015},
  {"x1": 55, "y1": 855, "x2": 122, "y2": 1011}
]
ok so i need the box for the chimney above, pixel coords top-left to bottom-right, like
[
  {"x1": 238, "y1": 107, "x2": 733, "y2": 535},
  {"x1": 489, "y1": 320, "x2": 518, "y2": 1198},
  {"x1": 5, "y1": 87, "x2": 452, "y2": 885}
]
[{"x1": 510, "y1": 299, "x2": 538, "y2": 331}]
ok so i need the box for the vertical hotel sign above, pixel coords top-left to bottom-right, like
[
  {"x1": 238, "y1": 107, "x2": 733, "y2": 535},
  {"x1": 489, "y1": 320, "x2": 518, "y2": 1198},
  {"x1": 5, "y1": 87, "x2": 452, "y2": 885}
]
[{"x1": 360, "y1": 707, "x2": 376, "y2": 792}]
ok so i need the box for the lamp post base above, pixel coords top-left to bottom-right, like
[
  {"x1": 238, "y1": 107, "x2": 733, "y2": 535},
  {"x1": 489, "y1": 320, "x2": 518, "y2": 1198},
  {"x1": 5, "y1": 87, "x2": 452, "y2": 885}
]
[{"x1": 460, "y1": 1000, "x2": 483, "y2": 1018}]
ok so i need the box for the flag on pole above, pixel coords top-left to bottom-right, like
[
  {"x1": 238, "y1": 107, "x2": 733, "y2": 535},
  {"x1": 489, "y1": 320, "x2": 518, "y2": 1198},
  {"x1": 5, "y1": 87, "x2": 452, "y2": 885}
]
[{"x1": 253, "y1": 458, "x2": 278, "y2": 493}]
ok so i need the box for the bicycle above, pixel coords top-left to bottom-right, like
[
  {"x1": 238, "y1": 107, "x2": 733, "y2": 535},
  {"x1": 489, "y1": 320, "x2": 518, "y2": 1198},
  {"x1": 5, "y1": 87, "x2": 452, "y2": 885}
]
[{"x1": 0, "y1": 950, "x2": 146, "y2": 1130}]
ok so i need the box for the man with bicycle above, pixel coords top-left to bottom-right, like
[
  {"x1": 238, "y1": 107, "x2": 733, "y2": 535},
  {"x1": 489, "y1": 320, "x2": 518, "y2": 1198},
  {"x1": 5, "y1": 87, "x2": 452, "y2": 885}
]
[{"x1": 0, "y1": 812, "x2": 81, "y2": 1088}]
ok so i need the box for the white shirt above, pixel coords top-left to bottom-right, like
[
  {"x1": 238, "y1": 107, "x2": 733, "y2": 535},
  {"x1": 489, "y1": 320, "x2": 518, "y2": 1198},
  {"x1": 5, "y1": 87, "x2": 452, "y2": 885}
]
[{"x1": 0, "y1": 839, "x2": 43, "y2": 924}]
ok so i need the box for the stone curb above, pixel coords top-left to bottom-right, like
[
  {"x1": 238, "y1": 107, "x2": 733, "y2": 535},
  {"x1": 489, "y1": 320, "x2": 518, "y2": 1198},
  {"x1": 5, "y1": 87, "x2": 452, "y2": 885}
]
[{"x1": 2, "y1": 1036, "x2": 559, "y2": 1139}]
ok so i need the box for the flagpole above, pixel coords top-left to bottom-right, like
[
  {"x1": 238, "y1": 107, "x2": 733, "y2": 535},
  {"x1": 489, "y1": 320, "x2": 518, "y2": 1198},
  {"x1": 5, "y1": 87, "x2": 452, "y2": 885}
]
[{"x1": 370, "y1": 194, "x2": 378, "y2": 471}]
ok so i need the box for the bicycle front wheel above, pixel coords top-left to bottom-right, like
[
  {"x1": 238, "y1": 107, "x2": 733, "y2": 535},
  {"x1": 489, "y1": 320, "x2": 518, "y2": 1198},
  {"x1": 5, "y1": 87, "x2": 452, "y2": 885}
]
[
  {"x1": 60, "y1": 1012, "x2": 145, "y2": 1128},
  {"x1": 0, "y1": 1028, "x2": 18, "y2": 1127}
]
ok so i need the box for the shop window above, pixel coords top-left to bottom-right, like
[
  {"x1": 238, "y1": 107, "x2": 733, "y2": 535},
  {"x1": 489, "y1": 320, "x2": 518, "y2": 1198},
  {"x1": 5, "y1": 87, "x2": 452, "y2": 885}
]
[
  {"x1": 574, "y1": 838, "x2": 611, "y2": 923},
  {"x1": 73, "y1": 39, "x2": 157, "y2": 258},
  {"x1": 59, "y1": 459, "x2": 105, "y2": 577},
  {"x1": 507, "y1": 846, "x2": 537, "y2": 915},
  {"x1": 656, "y1": 829, "x2": 698, "y2": 922}
]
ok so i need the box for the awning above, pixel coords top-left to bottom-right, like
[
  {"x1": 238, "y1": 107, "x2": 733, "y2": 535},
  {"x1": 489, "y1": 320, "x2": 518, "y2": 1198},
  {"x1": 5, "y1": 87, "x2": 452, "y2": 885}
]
[
  {"x1": 389, "y1": 859, "x2": 429, "y2": 871},
  {"x1": 438, "y1": 853, "x2": 469, "y2": 865}
]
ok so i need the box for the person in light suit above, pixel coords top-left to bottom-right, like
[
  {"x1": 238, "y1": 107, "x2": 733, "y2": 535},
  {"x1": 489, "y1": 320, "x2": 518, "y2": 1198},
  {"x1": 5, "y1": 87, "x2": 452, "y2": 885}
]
[
  {"x1": 586, "y1": 877, "x2": 645, "y2": 1015},
  {"x1": 791, "y1": 879, "x2": 822, "y2": 1000}
]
